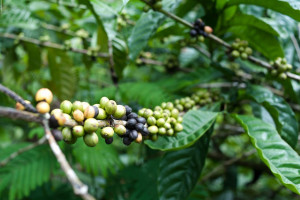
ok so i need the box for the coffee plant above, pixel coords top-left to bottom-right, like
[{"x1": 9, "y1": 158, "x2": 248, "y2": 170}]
[{"x1": 0, "y1": 0, "x2": 300, "y2": 200}]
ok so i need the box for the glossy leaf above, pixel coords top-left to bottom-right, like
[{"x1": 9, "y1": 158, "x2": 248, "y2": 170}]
[
  {"x1": 226, "y1": 0, "x2": 300, "y2": 21},
  {"x1": 145, "y1": 110, "x2": 218, "y2": 151},
  {"x1": 235, "y1": 115, "x2": 300, "y2": 195},
  {"x1": 158, "y1": 128, "x2": 212, "y2": 200},
  {"x1": 246, "y1": 85, "x2": 298, "y2": 147}
]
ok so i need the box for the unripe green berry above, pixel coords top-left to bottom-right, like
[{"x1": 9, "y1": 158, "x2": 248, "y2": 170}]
[
  {"x1": 286, "y1": 64, "x2": 292, "y2": 70},
  {"x1": 161, "y1": 102, "x2": 167, "y2": 109},
  {"x1": 100, "y1": 97, "x2": 109, "y2": 109},
  {"x1": 158, "y1": 127, "x2": 166, "y2": 135},
  {"x1": 153, "y1": 111, "x2": 162, "y2": 119},
  {"x1": 238, "y1": 47, "x2": 245, "y2": 52},
  {"x1": 143, "y1": 109, "x2": 153, "y2": 118},
  {"x1": 279, "y1": 73, "x2": 287, "y2": 80},
  {"x1": 114, "y1": 125, "x2": 126, "y2": 136},
  {"x1": 72, "y1": 101, "x2": 83, "y2": 112},
  {"x1": 101, "y1": 127, "x2": 114, "y2": 138},
  {"x1": 105, "y1": 100, "x2": 117, "y2": 115},
  {"x1": 241, "y1": 52, "x2": 248, "y2": 60},
  {"x1": 153, "y1": 1, "x2": 162, "y2": 10},
  {"x1": 151, "y1": 134, "x2": 158, "y2": 141},
  {"x1": 174, "y1": 99, "x2": 180, "y2": 105},
  {"x1": 169, "y1": 117, "x2": 177, "y2": 125},
  {"x1": 138, "y1": 108, "x2": 146, "y2": 116},
  {"x1": 113, "y1": 105, "x2": 126, "y2": 119},
  {"x1": 167, "y1": 129, "x2": 174, "y2": 136},
  {"x1": 83, "y1": 132, "x2": 98, "y2": 147},
  {"x1": 84, "y1": 118, "x2": 98, "y2": 133},
  {"x1": 82, "y1": 102, "x2": 90, "y2": 112},
  {"x1": 60, "y1": 100, "x2": 72, "y2": 114},
  {"x1": 154, "y1": 106, "x2": 163, "y2": 112},
  {"x1": 148, "y1": 125, "x2": 158, "y2": 135},
  {"x1": 51, "y1": 108, "x2": 62, "y2": 115},
  {"x1": 166, "y1": 102, "x2": 174, "y2": 111},
  {"x1": 164, "y1": 122, "x2": 171, "y2": 129},
  {"x1": 73, "y1": 109, "x2": 84, "y2": 122},
  {"x1": 96, "y1": 108, "x2": 107, "y2": 120},
  {"x1": 157, "y1": 118, "x2": 166, "y2": 127},
  {"x1": 62, "y1": 127, "x2": 76, "y2": 144},
  {"x1": 271, "y1": 69, "x2": 277, "y2": 76},
  {"x1": 198, "y1": 35, "x2": 205, "y2": 42},
  {"x1": 72, "y1": 125, "x2": 84, "y2": 137},
  {"x1": 174, "y1": 123, "x2": 183, "y2": 132},
  {"x1": 245, "y1": 47, "x2": 252, "y2": 55},
  {"x1": 171, "y1": 109, "x2": 179, "y2": 118},
  {"x1": 147, "y1": 116, "x2": 157, "y2": 126},
  {"x1": 231, "y1": 50, "x2": 240, "y2": 58},
  {"x1": 176, "y1": 104, "x2": 184, "y2": 111}
]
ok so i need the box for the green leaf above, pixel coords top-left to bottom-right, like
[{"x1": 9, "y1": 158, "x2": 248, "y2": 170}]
[
  {"x1": 234, "y1": 115, "x2": 300, "y2": 195},
  {"x1": 226, "y1": 0, "x2": 300, "y2": 21},
  {"x1": 246, "y1": 85, "x2": 298, "y2": 147},
  {"x1": 145, "y1": 110, "x2": 218, "y2": 151},
  {"x1": 128, "y1": 11, "x2": 164, "y2": 61},
  {"x1": 224, "y1": 14, "x2": 279, "y2": 36},
  {"x1": 158, "y1": 128, "x2": 212, "y2": 200},
  {"x1": 226, "y1": 26, "x2": 284, "y2": 59},
  {"x1": 47, "y1": 49, "x2": 77, "y2": 100},
  {"x1": 0, "y1": 8, "x2": 39, "y2": 29},
  {"x1": 23, "y1": 43, "x2": 41, "y2": 71},
  {"x1": 112, "y1": 37, "x2": 128, "y2": 78},
  {"x1": 72, "y1": 137, "x2": 122, "y2": 177}
]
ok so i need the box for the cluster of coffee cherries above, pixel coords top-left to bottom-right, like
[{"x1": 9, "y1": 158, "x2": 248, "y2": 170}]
[
  {"x1": 143, "y1": 0, "x2": 163, "y2": 12},
  {"x1": 190, "y1": 19, "x2": 213, "y2": 42},
  {"x1": 231, "y1": 39, "x2": 253, "y2": 60},
  {"x1": 269, "y1": 57, "x2": 292, "y2": 80}
]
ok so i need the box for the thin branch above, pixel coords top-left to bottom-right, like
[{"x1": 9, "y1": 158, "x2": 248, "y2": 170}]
[
  {"x1": 0, "y1": 33, "x2": 109, "y2": 58},
  {"x1": 42, "y1": 115, "x2": 95, "y2": 200},
  {"x1": 140, "y1": 58, "x2": 164, "y2": 65},
  {"x1": 0, "y1": 136, "x2": 47, "y2": 167},
  {"x1": 0, "y1": 84, "x2": 37, "y2": 113},
  {"x1": 0, "y1": 106, "x2": 41, "y2": 123},
  {"x1": 290, "y1": 34, "x2": 300, "y2": 63}
]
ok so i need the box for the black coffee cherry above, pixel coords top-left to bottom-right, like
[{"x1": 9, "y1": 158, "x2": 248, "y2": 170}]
[
  {"x1": 127, "y1": 112, "x2": 138, "y2": 119},
  {"x1": 105, "y1": 137, "x2": 113, "y2": 144},
  {"x1": 125, "y1": 105, "x2": 132, "y2": 115},
  {"x1": 120, "y1": 115, "x2": 127, "y2": 120},
  {"x1": 126, "y1": 118, "x2": 137, "y2": 129},
  {"x1": 137, "y1": 117, "x2": 146, "y2": 124},
  {"x1": 190, "y1": 29, "x2": 198, "y2": 37},
  {"x1": 129, "y1": 130, "x2": 138, "y2": 140},
  {"x1": 141, "y1": 127, "x2": 149, "y2": 136},
  {"x1": 93, "y1": 105, "x2": 99, "y2": 117},
  {"x1": 123, "y1": 136, "x2": 132, "y2": 146},
  {"x1": 135, "y1": 123, "x2": 144, "y2": 132},
  {"x1": 49, "y1": 115, "x2": 59, "y2": 128},
  {"x1": 123, "y1": 129, "x2": 130, "y2": 137},
  {"x1": 51, "y1": 129, "x2": 63, "y2": 141}
]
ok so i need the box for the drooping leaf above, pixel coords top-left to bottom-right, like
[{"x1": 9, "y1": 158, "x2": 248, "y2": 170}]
[
  {"x1": 226, "y1": 0, "x2": 300, "y2": 21},
  {"x1": 246, "y1": 85, "x2": 298, "y2": 147},
  {"x1": 23, "y1": 43, "x2": 41, "y2": 71},
  {"x1": 234, "y1": 115, "x2": 300, "y2": 195},
  {"x1": 158, "y1": 127, "x2": 212, "y2": 200},
  {"x1": 145, "y1": 110, "x2": 218, "y2": 151},
  {"x1": 112, "y1": 37, "x2": 128, "y2": 78}
]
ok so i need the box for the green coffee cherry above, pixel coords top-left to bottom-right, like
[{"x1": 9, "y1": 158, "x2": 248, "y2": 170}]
[
  {"x1": 153, "y1": 1, "x2": 162, "y2": 10},
  {"x1": 151, "y1": 134, "x2": 158, "y2": 141},
  {"x1": 161, "y1": 102, "x2": 167, "y2": 109},
  {"x1": 101, "y1": 127, "x2": 114, "y2": 138},
  {"x1": 72, "y1": 125, "x2": 84, "y2": 137},
  {"x1": 143, "y1": 109, "x2": 153, "y2": 118},
  {"x1": 241, "y1": 52, "x2": 248, "y2": 60},
  {"x1": 279, "y1": 73, "x2": 287, "y2": 80},
  {"x1": 83, "y1": 132, "x2": 99, "y2": 147},
  {"x1": 166, "y1": 102, "x2": 174, "y2": 111},
  {"x1": 100, "y1": 97, "x2": 109, "y2": 109},
  {"x1": 164, "y1": 122, "x2": 171, "y2": 129},
  {"x1": 154, "y1": 106, "x2": 163, "y2": 112},
  {"x1": 157, "y1": 118, "x2": 166, "y2": 127},
  {"x1": 84, "y1": 118, "x2": 98, "y2": 133},
  {"x1": 60, "y1": 100, "x2": 73, "y2": 114},
  {"x1": 62, "y1": 127, "x2": 77, "y2": 144},
  {"x1": 158, "y1": 127, "x2": 166, "y2": 135},
  {"x1": 73, "y1": 109, "x2": 84, "y2": 122},
  {"x1": 171, "y1": 109, "x2": 179, "y2": 118},
  {"x1": 72, "y1": 101, "x2": 83, "y2": 112},
  {"x1": 63, "y1": 113, "x2": 72, "y2": 120},
  {"x1": 148, "y1": 125, "x2": 158, "y2": 135},
  {"x1": 167, "y1": 129, "x2": 174, "y2": 136},
  {"x1": 138, "y1": 108, "x2": 146, "y2": 116},
  {"x1": 114, "y1": 125, "x2": 126, "y2": 136},
  {"x1": 231, "y1": 50, "x2": 240, "y2": 58},
  {"x1": 153, "y1": 111, "x2": 162, "y2": 119},
  {"x1": 51, "y1": 109, "x2": 62, "y2": 115},
  {"x1": 96, "y1": 108, "x2": 107, "y2": 120},
  {"x1": 176, "y1": 104, "x2": 184, "y2": 111},
  {"x1": 147, "y1": 116, "x2": 157, "y2": 126},
  {"x1": 113, "y1": 105, "x2": 126, "y2": 119},
  {"x1": 174, "y1": 123, "x2": 183, "y2": 132},
  {"x1": 245, "y1": 47, "x2": 252, "y2": 55},
  {"x1": 105, "y1": 100, "x2": 117, "y2": 115}
]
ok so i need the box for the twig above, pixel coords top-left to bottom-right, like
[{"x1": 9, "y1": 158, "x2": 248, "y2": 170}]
[
  {"x1": 0, "y1": 107, "x2": 41, "y2": 123},
  {"x1": 0, "y1": 33, "x2": 109, "y2": 58},
  {"x1": 191, "y1": 45, "x2": 211, "y2": 58},
  {"x1": 140, "y1": 58, "x2": 164, "y2": 65},
  {"x1": 0, "y1": 136, "x2": 47, "y2": 167},
  {"x1": 108, "y1": 40, "x2": 119, "y2": 86},
  {"x1": 197, "y1": 82, "x2": 246, "y2": 89},
  {"x1": 42, "y1": 115, "x2": 95, "y2": 200},
  {"x1": 0, "y1": 84, "x2": 37, "y2": 113},
  {"x1": 290, "y1": 34, "x2": 300, "y2": 63}
]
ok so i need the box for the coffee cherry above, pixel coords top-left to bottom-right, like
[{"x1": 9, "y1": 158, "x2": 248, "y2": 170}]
[
  {"x1": 51, "y1": 129, "x2": 63, "y2": 141},
  {"x1": 158, "y1": 127, "x2": 166, "y2": 135},
  {"x1": 204, "y1": 26, "x2": 213, "y2": 34},
  {"x1": 101, "y1": 127, "x2": 114, "y2": 138},
  {"x1": 154, "y1": 106, "x2": 163, "y2": 112},
  {"x1": 245, "y1": 47, "x2": 252, "y2": 55},
  {"x1": 126, "y1": 118, "x2": 137, "y2": 129},
  {"x1": 82, "y1": 102, "x2": 90, "y2": 112},
  {"x1": 35, "y1": 88, "x2": 53, "y2": 104},
  {"x1": 142, "y1": 127, "x2": 149, "y2": 136},
  {"x1": 105, "y1": 137, "x2": 113, "y2": 144},
  {"x1": 129, "y1": 130, "x2": 138, "y2": 140},
  {"x1": 125, "y1": 105, "x2": 132, "y2": 115},
  {"x1": 135, "y1": 123, "x2": 144, "y2": 132},
  {"x1": 63, "y1": 113, "x2": 72, "y2": 120},
  {"x1": 84, "y1": 118, "x2": 98, "y2": 133},
  {"x1": 164, "y1": 122, "x2": 171, "y2": 129},
  {"x1": 128, "y1": 112, "x2": 138, "y2": 119},
  {"x1": 60, "y1": 100, "x2": 72, "y2": 114},
  {"x1": 151, "y1": 134, "x2": 158, "y2": 141},
  {"x1": 138, "y1": 108, "x2": 146, "y2": 116},
  {"x1": 190, "y1": 29, "x2": 198, "y2": 37},
  {"x1": 156, "y1": 118, "x2": 166, "y2": 127},
  {"x1": 147, "y1": 116, "x2": 156, "y2": 126},
  {"x1": 279, "y1": 73, "x2": 287, "y2": 80},
  {"x1": 166, "y1": 102, "x2": 174, "y2": 111},
  {"x1": 83, "y1": 132, "x2": 98, "y2": 147},
  {"x1": 84, "y1": 106, "x2": 97, "y2": 119},
  {"x1": 96, "y1": 108, "x2": 107, "y2": 120},
  {"x1": 114, "y1": 125, "x2": 126, "y2": 136},
  {"x1": 36, "y1": 102, "x2": 50, "y2": 114},
  {"x1": 176, "y1": 104, "x2": 184, "y2": 111},
  {"x1": 171, "y1": 109, "x2": 179, "y2": 118},
  {"x1": 51, "y1": 108, "x2": 62, "y2": 115},
  {"x1": 16, "y1": 100, "x2": 31, "y2": 111},
  {"x1": 62, "y1": 127, "x2": 73, "y2": 142},
  {"x1": 73, "y1": 110, "x2": 84, "y2": 122},
  {"x1": 51, "y1": 112, "x2": 66, "y2": 127},
  {"x1": 105, "y1": 100, "x2": 117, "y2": 115},
  {"x1": 143, "y1": 109, "x2": 153, "y2": 118},
  {"x1": 135, "y1": 133, "x2": 143, "y2": 143},
  {"x1": 72, "y1": 101, "x2": 83, "y2": 112},
  {"x1": 123, "y1": 136, "x2": 132, "y2": 146},
  {"x1": 198, "y1": 35, "x2": 205, "y2": 42},
  {"x1": 100, "y1": 97, "x2": 109, "y2": 109},
  {"x1": 231, "y1": 50, "x2": 240, "y2": 58},
  {"x1": 72, "y1": 125, "x2": 85, "y2": 137},
  {"x1": 167, "y1": 129, "x2": 174, "y2": 136},
  {"x1": 174, "y1": 123, "x2": 183, "y2": 132},
  {"x1": 137, "y1": 117, "x2": 146, "y2": 124},
  {"x1": 113, "y1": 105, "x2": 126, "y2": 119},
  {"x1": 153, "y1": 1, "x2": 162, "y2": 10},
  {"x1": 148, "y1": 125, "x2": 158, "y2": 135},
  {"x1": 241, "y1": 52, "x2": 248, "y2": 60},
  {"x1": 153, "y1": 111, "x2": 162, "y2": 119}
]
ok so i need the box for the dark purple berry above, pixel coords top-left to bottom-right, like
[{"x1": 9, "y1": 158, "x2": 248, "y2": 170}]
[
  {"x1": 93, "y1": 105, "x2": 99, "y2": 117},
  {"x1": 125, "y1": 105, "x2": 132, "y2": 115},
  {"x1": 128, "y1": 112, "x2": 138, "y2": 119},
  {"x1": 137, "y1": 117, "x2": 146, "y2": 124},
  {"x1": 126, "y1": 118, "x2": 137, "y2": 129},
  {"x1": 105, "y1": 137, "x2": 113, "y2": 144},
  {"x1": 51, "y1": 129, "x2": 63, "y2": 141},
  {"x1": 136, "y1": 123, "x2": 144, "y2": 132},
  {"x1": 129, "y1": 130, "x2": 138, "y2": 140},
  {"x1": 142, "y1": 127, "x2": 149, "y2": 136},
  {"x1": 190, "y1": 29, "x2": 198, "y2": 37},
  {"x1": 49, "y1": 115, "x2": 59, "y2": 128},
  {"x1": 123, "y1": 137, "x2": 132, "y2": 146},
  {"x1": 120, "y1": 115, "x2": 127, "y2": 120}
]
